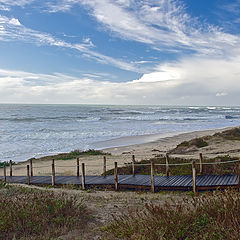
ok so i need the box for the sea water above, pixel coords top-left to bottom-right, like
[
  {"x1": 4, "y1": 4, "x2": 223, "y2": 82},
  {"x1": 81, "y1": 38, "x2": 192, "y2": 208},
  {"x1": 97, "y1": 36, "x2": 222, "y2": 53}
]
[{"x1": 1, "y1": 104, "x2": 240, "y2": 162}]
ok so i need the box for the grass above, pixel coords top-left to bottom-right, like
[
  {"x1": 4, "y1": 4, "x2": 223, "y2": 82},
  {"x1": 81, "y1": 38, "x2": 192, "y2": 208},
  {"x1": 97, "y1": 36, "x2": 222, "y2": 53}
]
[
  {"x1": 29, "y1": 149, "x2": 110, "y2": 161},
  {"x1": 104, "y1": 189, "x2": 240, "y2": 239},
  {"x1": 104, "y1": 155, "x2": 238, "y2": 176},
  {"x1": 0, "y1": 183, "x2": 90, "y2": 240},
  {"x1": 214, "y1": 127, "x2": 240, "y2": 140}
]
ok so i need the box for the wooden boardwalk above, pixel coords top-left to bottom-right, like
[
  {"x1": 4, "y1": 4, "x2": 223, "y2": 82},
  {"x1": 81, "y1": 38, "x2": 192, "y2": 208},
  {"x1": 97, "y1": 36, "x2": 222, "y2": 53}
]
[{"x1": 1, "y1": 174, "x2": 239, "y2": 191}]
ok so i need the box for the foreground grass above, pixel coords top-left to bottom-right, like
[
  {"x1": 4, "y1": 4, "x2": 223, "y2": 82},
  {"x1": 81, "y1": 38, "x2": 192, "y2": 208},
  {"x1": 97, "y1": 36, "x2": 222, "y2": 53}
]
[
  {"x1": 105, "y1": 189, "x2": 240, "y2": 240},
  {"x1": 0, "y1": 183, "x2": 89, "y2": 240}
]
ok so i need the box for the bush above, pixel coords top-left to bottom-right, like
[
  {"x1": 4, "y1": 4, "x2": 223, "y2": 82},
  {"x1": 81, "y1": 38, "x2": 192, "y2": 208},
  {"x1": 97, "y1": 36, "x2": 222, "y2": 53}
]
[
  {"x1": 105, "y1": 190, "x2": 240, "y2": 239},
  {"x1": 0, "y1": 185, "x2": 88, "y2": 239}
]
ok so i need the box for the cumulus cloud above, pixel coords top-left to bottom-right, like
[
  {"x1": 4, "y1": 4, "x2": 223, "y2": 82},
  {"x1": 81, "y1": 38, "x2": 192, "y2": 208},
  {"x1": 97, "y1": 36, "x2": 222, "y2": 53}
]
[{"x1": 1, "y1": 60, "x2": 240, "y2": 105}]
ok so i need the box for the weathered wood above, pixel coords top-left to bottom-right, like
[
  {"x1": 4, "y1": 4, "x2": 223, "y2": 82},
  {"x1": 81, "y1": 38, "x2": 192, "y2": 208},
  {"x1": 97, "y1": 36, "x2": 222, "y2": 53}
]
[
  {"x1": 132, "y1": 155, "x2": 135, "y2": 176},
  {"x1": 199, "y1": 153, "x2": 203, "y2": 175},
  {"x1": 151, "y1": 160, "x2": 155, "y2": 193},
  {"x1": 77, "y1": 158, "x2": 80, "y2": 177},
  {"x1": 3, "y1": 164, "x2": 6, "y2": 183},
  {"x1": 30, "y1": 159, "x2": 33, "y2": 177},
  {"x1": 114, "y1": 162, "x2": 118, "y2": 191},
  {"x1": 103, "y1": 156, "x2": 106, "y2": 177},
  {"x1": 238, "y1": 160, "x2": 240, "y2": 192},
  {"x1": 82, "y1": 163, "x2": 86, "y2": 190},
  {"x1": 9, "y1": 160, "x2": 13, "y2": 177},
  {"x1": 27, "y1": 165, "x2": 30, "y2": 185},
  {"x1": 166, "y1": 153, "x2": 169, "y2": 177},
  {"x1": 52, "y1": 159, "x2": 55, "y2": 186},
  {"x1": 192, "y1": 160, "x2": 197, "y2": 195}
]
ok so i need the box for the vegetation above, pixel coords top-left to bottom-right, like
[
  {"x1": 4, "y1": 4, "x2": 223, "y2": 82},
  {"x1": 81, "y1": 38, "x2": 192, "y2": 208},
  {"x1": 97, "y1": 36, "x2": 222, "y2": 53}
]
[
  {"x1": 0, "y1": 184, "x2": 89, "y2": 239},
  {"x1": 104, "y1": 155, "x2": 238, "y2": 176},
  {"x1": 214, "y1": 127, "x2": 240, "y2": 140},
  {"x1": 105, "y1": 189, "x2": 240, "y2": 239},
  {"x1": 0, "y1": 161, "x2": 16, "y2": 168},
  {"x1": 29, "y1": 149, "x2": 110, "y2": 161}
]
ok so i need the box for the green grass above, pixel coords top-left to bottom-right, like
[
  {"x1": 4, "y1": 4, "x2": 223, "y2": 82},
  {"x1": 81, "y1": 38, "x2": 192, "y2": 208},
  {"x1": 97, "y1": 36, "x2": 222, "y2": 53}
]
[
  {"x1": 104, "y1": 189, "x2": 240, "y2": 239},
  {"x1": 29, "y1": 149, "x2": 110, "y2": 162},
  {"x1": 0, "y1": 184, "x2": 90, "y2": 240},
  {"x1": 104, "y1": 155, "x2": 238, "y2": 176}
]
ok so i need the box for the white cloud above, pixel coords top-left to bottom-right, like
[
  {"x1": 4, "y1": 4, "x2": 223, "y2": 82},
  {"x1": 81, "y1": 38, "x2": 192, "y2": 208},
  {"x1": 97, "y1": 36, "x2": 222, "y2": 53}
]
[
  {"x1": 1, "y1": 58, "x2": 240, "y2": 105},
  {"x1": 0, "y1": 15, "x2": 138, "y2": 72},
  {"x1": 43, "y1": 0, "x2": 240, "y2": 57}
]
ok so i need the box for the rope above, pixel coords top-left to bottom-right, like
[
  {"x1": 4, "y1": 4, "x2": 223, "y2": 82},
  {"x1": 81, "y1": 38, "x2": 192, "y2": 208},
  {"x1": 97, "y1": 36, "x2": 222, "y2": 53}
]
[{"x1": 200, "y1": 159, "x2": 239, "y2": 165}]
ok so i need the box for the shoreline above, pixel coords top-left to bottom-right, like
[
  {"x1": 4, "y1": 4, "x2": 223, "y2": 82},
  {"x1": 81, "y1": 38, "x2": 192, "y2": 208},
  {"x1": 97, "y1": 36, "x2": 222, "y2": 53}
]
[{"x1": 1, "y1": 125, "x2": 239, "y2": 176}]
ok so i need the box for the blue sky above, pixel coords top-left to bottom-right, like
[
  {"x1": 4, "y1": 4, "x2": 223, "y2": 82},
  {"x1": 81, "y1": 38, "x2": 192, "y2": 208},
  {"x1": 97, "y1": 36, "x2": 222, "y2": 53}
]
[{"x1": 0, "y1": 0, "x2": 240, "y2": 105}]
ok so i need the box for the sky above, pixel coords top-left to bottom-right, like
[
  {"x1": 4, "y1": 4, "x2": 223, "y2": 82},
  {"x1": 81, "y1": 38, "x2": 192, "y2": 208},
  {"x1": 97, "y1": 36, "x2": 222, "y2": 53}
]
[{"x1": 0, "y1": 0, "x2": 240, "y2": 105}]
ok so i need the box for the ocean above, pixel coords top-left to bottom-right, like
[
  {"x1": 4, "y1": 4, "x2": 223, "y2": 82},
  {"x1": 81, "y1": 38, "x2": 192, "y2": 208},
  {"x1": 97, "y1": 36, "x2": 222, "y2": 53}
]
[{"x1": 1, "y1": 104, "x2": 240, "y2": 162}]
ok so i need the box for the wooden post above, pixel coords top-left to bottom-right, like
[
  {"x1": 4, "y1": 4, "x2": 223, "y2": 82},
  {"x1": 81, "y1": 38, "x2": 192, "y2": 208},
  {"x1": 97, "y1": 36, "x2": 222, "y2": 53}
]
[
  {"x1": 3, "y1": 164, "x2": 6, "y2": 183},
  {"x1": 199, "y1": 153, "x2": 203, "y2": 175},
  {"x1": 166, "y1": 153, "x2": 169, "y2": 177},
  {"x1": 238, "y1": 160, "x2": 240, "y2": 192},
  {"x1": 52, "y1": 159, "x2": 55, "y2": 186},
  {"x1": 151, "y1": 160, "x2": 155, "y2": 193},
  {"x1": 30, "y1": 159, "x2": 33, "y2": 177},
  {"x1": 77, "y1": 158, "x2": 80, "y2": 177},
  {"x1": 81, "y1": 163, "x2": 86, "y2": 190},
  {"x1": 132, "y1": 155, "x2": 135, "y2": 176},
  {"x1": 27, "y1": 165, "x2": 30, "y2": 185},
  {"x1": 103, "y1": 156, "x2": 106, "y2": 177},
  {"x1": 192, "y1": 160, "x2": 197, "y2": 195},
  {"x1": 9, "y1": 160, "x2": 12, "y2": 177},
  {"x1": 114, "y1": 162, "x2": 118, "y2": 191}
]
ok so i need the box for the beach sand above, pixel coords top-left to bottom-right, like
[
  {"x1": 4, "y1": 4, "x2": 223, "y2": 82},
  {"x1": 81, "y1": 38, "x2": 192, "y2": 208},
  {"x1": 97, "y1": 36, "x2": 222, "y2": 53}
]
[{"x1": 1, "y1": 126, "x2": 239, "y2": 176}]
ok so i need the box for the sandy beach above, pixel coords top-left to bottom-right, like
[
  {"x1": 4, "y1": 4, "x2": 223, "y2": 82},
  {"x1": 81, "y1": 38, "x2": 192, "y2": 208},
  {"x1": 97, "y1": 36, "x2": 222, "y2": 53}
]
[{"x1": 1, "y1": 126, "x2": 239, "y2": 177}]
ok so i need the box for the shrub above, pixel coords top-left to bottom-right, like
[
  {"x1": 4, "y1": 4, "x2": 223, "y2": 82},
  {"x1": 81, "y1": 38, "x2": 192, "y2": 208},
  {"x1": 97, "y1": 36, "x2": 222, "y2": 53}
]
[
  {"x1": 105, "y1": 190, "x2": 240, "y2": 239},
  {"x1": 0, "y1": 185, "x2": 88, "y2": 239}
]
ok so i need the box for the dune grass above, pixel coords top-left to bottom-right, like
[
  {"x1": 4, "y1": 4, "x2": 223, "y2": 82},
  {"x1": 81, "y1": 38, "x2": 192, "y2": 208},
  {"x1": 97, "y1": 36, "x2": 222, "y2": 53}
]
[
  {"x1": 105, "y1": 189, "x2": 240, "y2": 239},
  {"x1": 0, "y1": 183, "x2": 90, "y2": 240},
  {"x1": 104, "y1": 155, "x2": 238, "y2": 176}
]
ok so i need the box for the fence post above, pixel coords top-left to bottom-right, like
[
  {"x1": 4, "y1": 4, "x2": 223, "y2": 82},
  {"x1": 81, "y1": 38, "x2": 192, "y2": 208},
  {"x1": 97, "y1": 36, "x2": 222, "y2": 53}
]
[
  {"x1": 166, "y1": 153, "x2": 169, "y2": 177},
  {"x1": 151, "y1": 160, "x2": 155, "y2": 193},
  {"x1": 3, "y1": 164, "x2": 6, "y2": 183},
  {"x1": 103, "y1": 156, "x2": 106, "y2": 177},
  {"x1": 27, "y1": 165, "x2": 30, "y2": 185},
  {"x1": 77, "y1": 158, "x2": 80, "y2": 177},
  {"x1": 52, "y1": 159, "x2": 55, "y2": 186},
  {"x1": 238, "y1": 160, "x2": 240, "y2": 192},
  {"x1": 114, "y1": 162, "x2": 118, "y2": 191},
  {"x1": 132, "y1": 155, "x2": 135, "y2": 176},
  {"x1": 199, "y1": 153, "x2": 203, "y2": 175},
  {"x1": 30, "y1": 159, "x2": 33, "y2": 177},
  {"x1": 192, "y1": 160, "x2": 197, "y2": 195},
  {"x1": 9, "y1": 160, "x2": 12, "y2": 177},
  {"x1": 82, "y1": 163, "x2": 86, "y2": 190}
]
